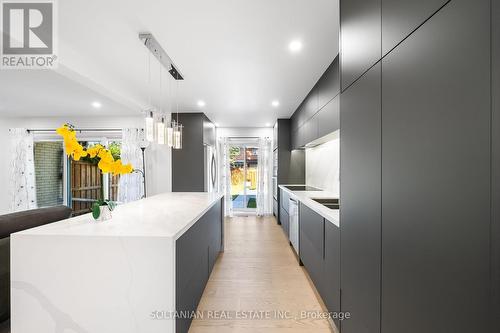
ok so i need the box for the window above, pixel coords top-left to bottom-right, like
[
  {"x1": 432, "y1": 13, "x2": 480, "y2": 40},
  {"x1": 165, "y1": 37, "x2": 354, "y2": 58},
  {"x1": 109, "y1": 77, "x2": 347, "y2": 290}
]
[
  {"x1": 33, "y1": 137, "x2": 122, "y2": 215},
  {"x1": 33, "y1": 141, "x2": 64, "y2": 208}
]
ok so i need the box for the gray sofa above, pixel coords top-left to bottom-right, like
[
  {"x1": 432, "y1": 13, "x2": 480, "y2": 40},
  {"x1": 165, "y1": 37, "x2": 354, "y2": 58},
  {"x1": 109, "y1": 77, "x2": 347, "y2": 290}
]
[{"x1": 0, "y1": 206, "x2": 72, "y2": 330}]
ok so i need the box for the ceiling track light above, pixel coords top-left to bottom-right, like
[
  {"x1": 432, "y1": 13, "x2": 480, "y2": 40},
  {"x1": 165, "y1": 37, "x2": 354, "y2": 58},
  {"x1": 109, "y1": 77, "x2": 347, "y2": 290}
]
[{"x1": 139, "y1": 33, "x2": 184, "y2": 80}]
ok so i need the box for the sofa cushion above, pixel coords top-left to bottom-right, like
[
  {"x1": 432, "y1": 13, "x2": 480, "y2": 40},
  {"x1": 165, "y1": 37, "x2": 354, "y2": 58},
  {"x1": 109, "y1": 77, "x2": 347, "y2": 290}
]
[
  {"x1": 0, "y1": 237, "x2": 8, "y2": 323},
  {"x1": 0, "y1": 206, "x2": 72, "y2": 325},
  {"x1": 0, "y1": 206, "x2": 72, "y2": 239}
]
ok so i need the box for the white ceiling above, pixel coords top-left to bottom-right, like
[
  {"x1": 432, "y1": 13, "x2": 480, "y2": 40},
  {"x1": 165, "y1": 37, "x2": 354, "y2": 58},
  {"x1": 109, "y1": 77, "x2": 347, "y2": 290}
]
[{"x1": 0, "y1": 0, "x2": 339, "y2": 127}]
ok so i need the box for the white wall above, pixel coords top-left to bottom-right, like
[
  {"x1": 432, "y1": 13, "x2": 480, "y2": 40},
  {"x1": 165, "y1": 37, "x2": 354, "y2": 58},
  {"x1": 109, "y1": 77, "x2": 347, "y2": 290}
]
[
  {"x1": 305, "y1": 132, "x2": 340, "y2": 194},
  {"x1": 217, "y1": 127, "x2": 273, "y2": 139},
  {"x1": 0, "y1": 116, "x2": 172, "y2": 214}
]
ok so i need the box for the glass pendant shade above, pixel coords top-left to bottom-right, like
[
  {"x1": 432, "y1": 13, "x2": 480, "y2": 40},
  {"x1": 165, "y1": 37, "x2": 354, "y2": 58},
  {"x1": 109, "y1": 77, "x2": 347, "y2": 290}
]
[
  {"x1": 157, "y1": 117, "x2": 166, "y2": 144},
  {"x1": 173, "y1": 124, "x2": 183, "y2": 149},
  {"x1": 145, "y1": 111, "x2": 155, "y2": 142},
  {"x1": 166, "y1": 123, "x2": 174, "y2": 147}
]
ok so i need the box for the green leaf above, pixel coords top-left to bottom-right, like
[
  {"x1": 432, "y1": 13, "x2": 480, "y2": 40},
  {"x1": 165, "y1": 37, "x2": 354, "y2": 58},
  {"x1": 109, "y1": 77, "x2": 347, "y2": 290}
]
[
  {"x1": 107, "y1": 201, "x2": 116, "y2": 211},
  {"x1": 92, "y1": 202, "x2": 101, "y2": 219}
]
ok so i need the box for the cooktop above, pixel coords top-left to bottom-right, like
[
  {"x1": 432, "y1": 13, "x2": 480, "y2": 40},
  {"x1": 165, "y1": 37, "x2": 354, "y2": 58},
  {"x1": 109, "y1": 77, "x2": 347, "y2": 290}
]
[{"x1": 284, "y1": 185, "x2": 323, "y2": 191}]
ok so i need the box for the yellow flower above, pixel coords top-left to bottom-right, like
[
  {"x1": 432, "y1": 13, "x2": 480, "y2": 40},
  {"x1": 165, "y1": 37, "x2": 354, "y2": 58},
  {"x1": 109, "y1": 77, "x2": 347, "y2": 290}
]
[
  {"x1": 87, "y1": 144, "x2": 104, "y2": 158},
  {"x1": 56, "y1": 124, "x2": 135, "y2": 174}
]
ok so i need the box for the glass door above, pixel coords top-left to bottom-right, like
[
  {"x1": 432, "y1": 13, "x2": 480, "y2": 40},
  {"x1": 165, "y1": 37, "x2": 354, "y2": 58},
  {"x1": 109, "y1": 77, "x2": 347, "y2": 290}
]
[{"x1": 230, "y1": 145, "x2": 258, "y2": 211}]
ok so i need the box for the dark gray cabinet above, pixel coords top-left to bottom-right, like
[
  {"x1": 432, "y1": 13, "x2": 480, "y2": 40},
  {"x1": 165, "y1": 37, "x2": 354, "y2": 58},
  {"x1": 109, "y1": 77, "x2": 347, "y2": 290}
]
[
  {"x1": 280, "y1": 206, "x2": 289, "y2": 238},
  {"x1": 280, "y1": 188, "x2": 289, "y2": 214},
  {"x1": 290, "y1": 56, "x2": 340, "y2": 149},
  {"x1": 317, "y1": 56, "x2": 340, "y2": 110},
  {"x1": 382, "y1": 0, "x2": 448, "y2": 55},
  {"x1": 176, "y1": 200, "x2": 222, "y2": 333},
  {"x1": 324, "y1": 221, "x2": 340, "y2": 325},
  {"x1": 318, "y1": 95, "x2": 340, "y2": 139},
  {"x1": 274, "y1": 120, "x2": 305, "y2": 225},
  {"x1": 298, "y1": 204, "x2": 341, "y2": 321},
  {"x1": 299, "y1": 204, "x2": 325, "y2": 296},
  {"x1": 172, "y1": 113, "x2": 215, "y2": 192},
  {"x1": 493, "y1": 1, "x2": 500, "y2": 330},
  {"x1": 340, "y1": 0, "x2": 381, "y2": 91},
  {"x1": 303, "y1": 114, "x2": 318, "y2": 146},
  {"x1": 381, "y1": 1, "x2": 491, "y2": 332},
  {"x1": 340, "y1": 63, "x2": 381, "y2": 333},
  {"x1": 303, "y1": 90, "x2": 319, "y2": 121}
]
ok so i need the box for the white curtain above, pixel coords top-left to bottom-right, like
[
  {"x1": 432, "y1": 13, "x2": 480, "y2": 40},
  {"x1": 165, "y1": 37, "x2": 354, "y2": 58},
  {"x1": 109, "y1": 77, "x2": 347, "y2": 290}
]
[
  {"x1": 118, "y1": 128, "x2": 145, "y2": 203},
  {"x1": 218, "y1": 137, "x2": 233, "y2": 217},
  {"x1": 256, "y1": 137, "x2": 273, "y2": 216},
  {"x1": 9, "y1": 128, "x2": 37, "y2": 212}
]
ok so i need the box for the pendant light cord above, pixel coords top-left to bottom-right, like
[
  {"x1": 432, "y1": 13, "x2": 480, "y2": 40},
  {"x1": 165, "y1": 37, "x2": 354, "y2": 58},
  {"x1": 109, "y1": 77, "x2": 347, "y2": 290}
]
[{"x1": 148, "y1": 52, "x2": 152, "y2": 108}]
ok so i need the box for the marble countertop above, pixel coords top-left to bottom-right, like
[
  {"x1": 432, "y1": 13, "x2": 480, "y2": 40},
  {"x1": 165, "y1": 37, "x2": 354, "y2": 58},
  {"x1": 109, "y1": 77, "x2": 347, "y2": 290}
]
[
  {"x1": 13, "y1": 192, "x2": 224, "y2": 239},
  {"x1": 279, "y1": 185, "x2": 340, "y2": 227}
]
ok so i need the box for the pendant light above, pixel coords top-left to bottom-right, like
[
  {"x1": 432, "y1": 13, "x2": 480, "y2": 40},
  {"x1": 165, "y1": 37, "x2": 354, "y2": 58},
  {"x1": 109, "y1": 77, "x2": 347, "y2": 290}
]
[
  {"x1": 139, "y1": 33, "x2": 184, "y2": 149},
  {"x1": 173, "y1": 78, "x2": 183, "y2": 149},
  {"x1": 145, "y1": 111, "x2": 155, "y2": 142},
  {"x1": 144, "y1": 52, "x2": 155, "y2": 142},
  {"x1": 157, "y1": 59, "x2": 166, "y2": 145}
]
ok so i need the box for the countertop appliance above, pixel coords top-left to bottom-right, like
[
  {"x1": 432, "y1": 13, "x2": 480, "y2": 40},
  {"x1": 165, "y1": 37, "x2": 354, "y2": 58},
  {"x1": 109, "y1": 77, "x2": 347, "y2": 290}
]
[
  {"x1": 204, "y1": 144, "x2": 217, "y2": 192},
  {"x1": 289, "y1": 198, "x2": 299, "y2": 255}
]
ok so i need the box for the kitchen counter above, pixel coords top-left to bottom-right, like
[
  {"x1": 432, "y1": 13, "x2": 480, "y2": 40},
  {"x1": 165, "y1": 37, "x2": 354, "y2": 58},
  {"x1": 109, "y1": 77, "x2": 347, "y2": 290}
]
[
  {"x1": 10, "y1": 192, "x2": 224, "y2": 333},
  {"x1": 279, "y1": 185, "x2": 340, "y2": 227},
  {"x1": 13, "y1": 192, "x2": 223, "y2": 239}
]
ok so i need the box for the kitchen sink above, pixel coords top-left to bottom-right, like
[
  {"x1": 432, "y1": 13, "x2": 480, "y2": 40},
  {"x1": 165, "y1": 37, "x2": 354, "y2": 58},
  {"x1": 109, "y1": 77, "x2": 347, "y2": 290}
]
[{"x1": 312, "y1": 198, "x2": 340, "y2": 210}]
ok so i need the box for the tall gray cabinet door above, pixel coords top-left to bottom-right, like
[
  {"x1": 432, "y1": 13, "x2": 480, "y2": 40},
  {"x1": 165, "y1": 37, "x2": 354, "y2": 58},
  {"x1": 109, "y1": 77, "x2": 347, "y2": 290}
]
[
  {"x1": 381, "y1": 0, "x2": 448, "y2": 55},
  {"x1": 381, "y1": 1, "x2": 491, "y2": 332},
  {"x1": 340, "y1": 0, "x2": 381, "y2": 91},
  {"x1": 493, "y1": 1, "x2": 500, "y2": 330},
  {"x1": 340, "y1": 63, "x2": 381, "y2": 333}
]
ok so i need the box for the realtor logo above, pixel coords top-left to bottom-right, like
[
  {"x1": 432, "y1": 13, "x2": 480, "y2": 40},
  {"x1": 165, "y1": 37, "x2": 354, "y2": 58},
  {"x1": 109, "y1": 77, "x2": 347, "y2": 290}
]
[{"x1": 1, "y1": 0, "x2": 57, "y2": 69}]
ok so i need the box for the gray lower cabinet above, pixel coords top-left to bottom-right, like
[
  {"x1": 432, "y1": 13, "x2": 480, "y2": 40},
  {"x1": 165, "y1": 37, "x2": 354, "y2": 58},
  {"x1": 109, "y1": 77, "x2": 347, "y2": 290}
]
[
  {"x1": 176, "y1": 200, "x2": 222, "y2": 333},
  {"x1": 340, "y1": 63, "x2": 382, "y2": 333},
  {"x1": 280, "y1": 189, "x2": 290, "y2": 215},
  {"x1": 381, "y1": 1, "x2": 491, "y2": 332},
  {"x1": 280, "y1": 207, "x2": 289, "y2": 237},
  {"x1": 299, "y1": 204, "x2": 341, "y2": 324},
  {"x1": 299, "y1": 204, "x2": 325, "y2": 296},
  {"x1": 324, "y1": 221, "x2": 340, "y2": 325}
]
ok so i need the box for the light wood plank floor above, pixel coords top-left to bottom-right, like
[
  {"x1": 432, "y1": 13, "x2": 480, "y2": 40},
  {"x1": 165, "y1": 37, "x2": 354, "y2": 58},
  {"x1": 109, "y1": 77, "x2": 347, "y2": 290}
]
[{"x1": 189, "y1": 215, "x2": 335, "y2": 333}]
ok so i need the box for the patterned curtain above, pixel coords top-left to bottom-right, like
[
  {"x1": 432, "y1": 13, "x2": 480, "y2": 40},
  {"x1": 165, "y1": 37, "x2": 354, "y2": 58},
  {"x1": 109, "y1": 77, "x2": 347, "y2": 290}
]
[
  {"x1": 219, "y1": 137, "x2": 233, "y2": 217},
  {"x1": 256, "y1": 137, "x2": 272, "y2": 216},
  {"x1": 9, "y1": 128, "x2": 37, "y2": 212},
  {"x1": 118, "y1": 128, "x2": 144, "y2": 203}
]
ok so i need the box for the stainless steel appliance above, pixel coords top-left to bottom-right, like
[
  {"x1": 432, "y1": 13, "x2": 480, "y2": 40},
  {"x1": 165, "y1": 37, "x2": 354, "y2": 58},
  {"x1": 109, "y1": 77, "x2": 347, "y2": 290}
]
[{"x1": 204, "y1": 145, "x2": 217, "y2": 192}]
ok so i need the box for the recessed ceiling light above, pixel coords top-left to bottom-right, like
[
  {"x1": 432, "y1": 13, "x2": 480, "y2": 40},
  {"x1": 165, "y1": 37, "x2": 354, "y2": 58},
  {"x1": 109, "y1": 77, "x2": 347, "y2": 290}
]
[
  {"x1": 197, "y1": 100, "x2": 206, "y2": 107},
  {"x1": 289, "y1": 40, "x2": 303, "y2": 53},
  {"x1": 265, "y1": 123, "x2": 271, "y2": 127},
  {"x1": 272, "y1": 100, "x2": 280, "y2": 107},
  {"x1": 91, "y1": 101, "x2": 102, "y2": 109}
]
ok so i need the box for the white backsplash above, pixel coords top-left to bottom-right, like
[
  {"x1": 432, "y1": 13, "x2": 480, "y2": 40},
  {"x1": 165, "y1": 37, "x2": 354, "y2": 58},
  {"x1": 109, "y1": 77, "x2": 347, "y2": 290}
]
[{"x1": 305, "y1": 134, "x2": 340, "y2": 194}]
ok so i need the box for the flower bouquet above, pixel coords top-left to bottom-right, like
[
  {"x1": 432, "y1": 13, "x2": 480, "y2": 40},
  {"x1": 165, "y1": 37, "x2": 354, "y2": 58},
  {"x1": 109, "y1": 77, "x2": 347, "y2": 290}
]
[{"x1": 57, "y1": 124, "x2": 134, "y2": 221}]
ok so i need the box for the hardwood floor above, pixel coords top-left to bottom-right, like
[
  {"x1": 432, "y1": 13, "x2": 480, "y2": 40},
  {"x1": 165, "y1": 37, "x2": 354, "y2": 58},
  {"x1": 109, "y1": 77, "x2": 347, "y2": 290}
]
[{"x1": 189, "y1": 215, "x2": 336, "y2": 333}]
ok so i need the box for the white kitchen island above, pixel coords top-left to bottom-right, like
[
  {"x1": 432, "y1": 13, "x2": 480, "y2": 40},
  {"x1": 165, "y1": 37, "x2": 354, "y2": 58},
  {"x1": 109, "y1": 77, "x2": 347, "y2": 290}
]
[{"x1": 10, "y1": 192, "x2": 224, "y2": 333}]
